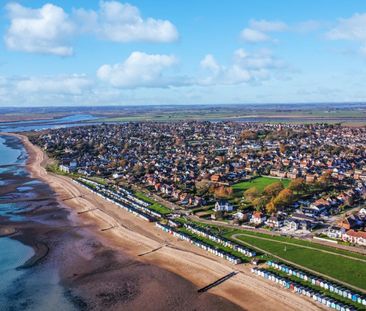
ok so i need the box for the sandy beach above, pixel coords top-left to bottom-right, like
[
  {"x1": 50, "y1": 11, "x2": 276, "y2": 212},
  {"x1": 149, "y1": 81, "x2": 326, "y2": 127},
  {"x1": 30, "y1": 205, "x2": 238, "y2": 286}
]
[{"x1": 6, "y1": 132, "x2": 325, "y2": 311}]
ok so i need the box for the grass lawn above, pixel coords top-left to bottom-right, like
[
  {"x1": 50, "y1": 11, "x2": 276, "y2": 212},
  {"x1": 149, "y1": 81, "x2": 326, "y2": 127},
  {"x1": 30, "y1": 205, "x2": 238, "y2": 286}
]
[
  {"x1": 232, "y1": 176, "x2": 290, "y2": 196},
  {"x1": 134, "y1": 191, "x2": 172, "y2": 215},
  {"x1": 231, "y1": 233, "x2": 366, "y2": 290}
]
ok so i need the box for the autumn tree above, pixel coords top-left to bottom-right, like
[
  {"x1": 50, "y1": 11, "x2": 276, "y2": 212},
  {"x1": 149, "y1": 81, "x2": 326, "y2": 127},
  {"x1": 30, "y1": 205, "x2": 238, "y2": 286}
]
[
  {"x1": 241, "y1": 130, "x2": 258, "y2": 140},
  {"x1": 273, "y1": 189, "x2": 294, "y2": 208},
  {"x1": 195, "y1": 180, "x2": 210, "y2": 196},
  {"x1": 244, "y1": 186, "x2": 260, "y2": 202},
  {"x1": 279, "y1": 142, "x2": 287, "y2": 154},
  {"x1": 214, "y1": 186, "x2": 233, "y2": 199},
  {"x1": 265, "y1": 200, "x2": 277, "y2": 214},
  {"x1": 263, "y1": 182, "x2": 284, "y2": 198},
  {"x1": 252, "y1": 196, "x2": 269, "y2": 211},
  {"x1": 288, "y1": 178, "x2": 306, "y2": 193},
  {"x1": 318, "y1": 170, "x2": 332, "y2": 187}
]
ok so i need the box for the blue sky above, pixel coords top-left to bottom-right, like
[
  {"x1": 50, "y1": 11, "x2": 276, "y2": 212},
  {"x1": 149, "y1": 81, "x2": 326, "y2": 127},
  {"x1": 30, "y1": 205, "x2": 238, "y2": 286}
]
[{"x1": 1, "y1": 0, "x2": 366, "y2": 106}]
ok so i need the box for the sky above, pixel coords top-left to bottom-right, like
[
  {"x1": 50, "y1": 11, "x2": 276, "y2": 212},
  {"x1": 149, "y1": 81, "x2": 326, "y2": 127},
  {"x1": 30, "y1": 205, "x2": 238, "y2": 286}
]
[{"x1": 1, "y1": 0, "x2": 366, "y2": 106}]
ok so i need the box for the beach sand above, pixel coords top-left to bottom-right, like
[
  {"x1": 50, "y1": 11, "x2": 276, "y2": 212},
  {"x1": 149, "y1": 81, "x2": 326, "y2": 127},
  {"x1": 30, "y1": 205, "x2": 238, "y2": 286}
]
[{"x1": 6, "y1": 132, "x2": 325, "y2": 311}]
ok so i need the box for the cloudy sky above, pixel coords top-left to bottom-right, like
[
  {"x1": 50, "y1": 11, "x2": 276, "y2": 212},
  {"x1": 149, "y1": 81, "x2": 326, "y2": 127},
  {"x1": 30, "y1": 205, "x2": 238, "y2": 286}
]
[{"x1": 1, "y1": 0, "x2": 366, "y2": 106}]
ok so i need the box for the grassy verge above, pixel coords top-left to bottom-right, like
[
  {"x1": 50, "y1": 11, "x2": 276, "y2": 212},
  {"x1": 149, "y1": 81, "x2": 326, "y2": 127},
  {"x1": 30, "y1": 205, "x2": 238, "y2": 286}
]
[
  {"x1": 134, "y1": 191, "x2": 172, "y2": 215},
  {"x1": 234, "y1": 234, "x2": 366, "y2": 290}
]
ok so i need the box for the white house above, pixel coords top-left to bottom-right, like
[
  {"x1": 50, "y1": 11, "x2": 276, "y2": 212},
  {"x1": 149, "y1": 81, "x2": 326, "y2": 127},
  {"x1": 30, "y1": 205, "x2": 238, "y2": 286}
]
[
  {"x1": 214, "y1": 200, "x2": 233, "y2": 212},
  {"x1": 342, "y1": 230, "x2": 366, "y2": 246},
  {"x1": 250, "y1": 211, "x2": 266, "y2": 225}
]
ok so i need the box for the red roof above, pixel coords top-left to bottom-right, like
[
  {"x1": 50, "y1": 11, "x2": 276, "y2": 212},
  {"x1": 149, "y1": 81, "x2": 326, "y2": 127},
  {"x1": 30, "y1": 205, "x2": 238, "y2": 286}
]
[{"x1": 345, "y1": 230, "x2": 366, "y2": 239}]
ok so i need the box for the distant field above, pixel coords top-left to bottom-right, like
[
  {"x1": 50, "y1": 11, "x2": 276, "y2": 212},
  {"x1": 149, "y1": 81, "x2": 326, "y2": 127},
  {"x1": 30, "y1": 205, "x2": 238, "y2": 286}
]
[
  {"x1": 90, "y1": 108, "x2": 366, "y2": 125},
  {"x1": 225, "y1": 230, "x2": 366, "y2": 290},
  {"x1": 232, "y1": 176, "x2": 290, "y2": 195}
]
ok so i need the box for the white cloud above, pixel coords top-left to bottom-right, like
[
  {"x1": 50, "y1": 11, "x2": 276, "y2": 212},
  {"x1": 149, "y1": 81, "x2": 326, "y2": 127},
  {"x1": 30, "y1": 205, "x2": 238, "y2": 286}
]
[
  {"x1": 241, "y1": 19, "x2": 287, "y2": 43},
  {"x1": 74, "y1": 1, "x2": 178, "y2": 43},
  {"x1": 200, "y1": 48, "x2": 284, "y2": 85},
  {"x1": 15, "y1": 74, "x2": 93, "y2": 94},
  {"x1": 97, "y1": 51, "x2": 181, "y2": 88},
  {"x1": 5, "y1": 3, "x2": 75, "y2": 56},
  {"x1": 326, "y1": 13, "x2": 366, "y2": 55},
  {"x1": 248, "y1": 19, "x2": 288, "y2": 32},
  {"x1": 240, "y1": 28, "x2": 270, "y2": 43},
  {"x1": 4, "y1": 1, "x2": 179, "y2": 56}
]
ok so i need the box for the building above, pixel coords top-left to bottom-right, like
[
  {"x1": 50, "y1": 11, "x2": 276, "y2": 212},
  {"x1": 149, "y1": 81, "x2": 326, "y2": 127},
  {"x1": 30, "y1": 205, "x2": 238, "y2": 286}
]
[
  {"x1": 342, "y1": 230, "x2": 366, "y2": 246},
  {"x1": 325, "y1": 226, "x2": 345, "y2": 239},
  {"x1": 265, "y1": 216, "x2": 283, "y2": 228},
  {"x1": 214, "y1": 200, "x2": 233, "y2": 212},
  {"x1": 250, "y1": 211, "x2": 266, "y2": 225}
]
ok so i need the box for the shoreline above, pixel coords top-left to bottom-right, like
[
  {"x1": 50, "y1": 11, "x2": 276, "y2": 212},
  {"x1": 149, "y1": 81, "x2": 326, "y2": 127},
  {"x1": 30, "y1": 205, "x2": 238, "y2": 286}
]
[{"x1": 3, "y1": 132, "x2": 325, "y2": 311}]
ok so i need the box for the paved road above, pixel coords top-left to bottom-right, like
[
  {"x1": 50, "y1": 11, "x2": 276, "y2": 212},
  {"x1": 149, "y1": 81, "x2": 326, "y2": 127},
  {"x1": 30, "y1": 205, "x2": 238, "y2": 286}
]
[{"x1": 231, "y1": 234, "x2": 366, "y2": 295}]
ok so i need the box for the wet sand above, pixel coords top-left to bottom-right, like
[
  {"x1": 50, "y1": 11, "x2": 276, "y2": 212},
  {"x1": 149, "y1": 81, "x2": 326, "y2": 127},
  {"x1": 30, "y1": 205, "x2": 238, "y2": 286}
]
[{"x1": 3, "y1": 132, "x2": 325, "y2": 311}]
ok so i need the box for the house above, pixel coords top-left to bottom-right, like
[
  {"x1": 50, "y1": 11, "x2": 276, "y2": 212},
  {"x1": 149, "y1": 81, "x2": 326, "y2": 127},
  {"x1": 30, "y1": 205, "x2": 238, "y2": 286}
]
[
  {"x1": 305, "y1": 174, "x2": 316, "y2": 183},
  {"x1": 250, "y1": 211, "x2": 266, "y2": 225},
  {"x1": 284, "y1": 219, "x2": 299, "y2": 230},
  {"x1": 337, "y1": 215, "x2": 360, "y2": 230},
  {"x1": 325, "y1": 226, "x2": 345, "y2": 239},
  {"x1": 265, "y1": 216, "x2": 283, "y2": 228},
  {"x1": 291, "y1": 213, "x2": 318, "y2": 230},
  {"x1": 214, "y1": 200, "x2": 233, "y2": 212},
  {"x1": 342, "y1": 230, "x2": 366, "y2": 246},
  {"x1": 59, "y1": 164, "x2": 71, "y2": 173}
]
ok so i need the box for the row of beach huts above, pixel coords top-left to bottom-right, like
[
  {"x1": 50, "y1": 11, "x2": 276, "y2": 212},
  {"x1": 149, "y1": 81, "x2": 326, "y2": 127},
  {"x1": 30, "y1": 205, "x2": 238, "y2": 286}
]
[
  {"x1": 155, "y1": 222, "x2": 242, "y2": 264},
  {"x1": 266, "y1": 261, "x2": 366, "y2": 306},
  {"x1": 75, "y1": 178, "x2": 159, "y2": 222},
  {"x1": 251, "y1": 268, "x2": 358, "y2": 311},
  {"x1": 183, "y1": 223, "x2": 256, "y2": 257}
]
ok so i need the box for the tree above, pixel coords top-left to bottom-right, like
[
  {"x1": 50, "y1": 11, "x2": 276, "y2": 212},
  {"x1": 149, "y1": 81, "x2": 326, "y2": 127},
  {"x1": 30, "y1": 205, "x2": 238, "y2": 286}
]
[
  {"x1": 195, "y1": 180, "x2": 210, "y2": 196},
  {"x1": 214, "y1": 186, "x2": 233, "y2": 199},
  {"x1": 288, "y1": 178, "x2": 306, "y2": 193},
  {"x1": 279, "y1": 142, "x2": 286, "y2": 154},
  {"x1": 265, "y1": 200, "x2": 277, "y2": 214},
  {"x1": 244, "y1": 186, "x2": 260, "y2": 202},
  {"x1": 263, "y1": 182, "x2": 284, "y2": 198},
  {"x1": 318, "y1": 170, "x2": 332, "y2": 186},
  {"x1": 252, "y1": 196, "x2": 269, "y2": 211},
  {"x1": 274, "y1": 189, "x2": 294, "y2": 208}
]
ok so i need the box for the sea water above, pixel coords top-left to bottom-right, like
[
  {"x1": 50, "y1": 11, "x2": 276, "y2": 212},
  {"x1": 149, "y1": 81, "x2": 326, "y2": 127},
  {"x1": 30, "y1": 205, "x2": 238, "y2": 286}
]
[{"x1": 0, "y1": 135, "x2": 75, "y2": 311}]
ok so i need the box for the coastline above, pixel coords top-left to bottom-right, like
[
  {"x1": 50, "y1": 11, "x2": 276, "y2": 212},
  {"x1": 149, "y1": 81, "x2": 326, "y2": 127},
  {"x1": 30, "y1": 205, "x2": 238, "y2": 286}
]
[{"x1": 5, "y1": 132, "x2": 325, "y2": 311}]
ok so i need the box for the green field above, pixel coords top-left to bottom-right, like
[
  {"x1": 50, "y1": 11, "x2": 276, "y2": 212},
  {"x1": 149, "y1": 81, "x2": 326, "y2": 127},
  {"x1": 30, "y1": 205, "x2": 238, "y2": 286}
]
[
  {"x1": 134, "y1": 191, "x2": 172, "y2": 215},
  {"x1": 228, "y1": 231, "x2": 366, "y2": 290},
  {"x1": 232, "y1": 176, "x2": 290, "y2": 195}
]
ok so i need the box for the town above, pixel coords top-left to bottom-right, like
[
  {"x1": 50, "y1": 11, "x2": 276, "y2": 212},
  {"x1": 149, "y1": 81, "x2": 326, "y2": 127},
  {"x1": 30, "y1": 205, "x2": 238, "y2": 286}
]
[
  {"x1": 73, "y1": 176, "x2": 365, "y2": 310},
  {"x1": 30, "y1": 121, "x2": 366, "y2": 247}
]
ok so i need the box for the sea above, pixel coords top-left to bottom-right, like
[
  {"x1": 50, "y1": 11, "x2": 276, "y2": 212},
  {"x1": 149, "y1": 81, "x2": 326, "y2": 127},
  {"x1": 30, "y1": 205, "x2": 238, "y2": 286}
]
[{"x1": 0, "y1": 115, "x2": 95, "y2": 310}]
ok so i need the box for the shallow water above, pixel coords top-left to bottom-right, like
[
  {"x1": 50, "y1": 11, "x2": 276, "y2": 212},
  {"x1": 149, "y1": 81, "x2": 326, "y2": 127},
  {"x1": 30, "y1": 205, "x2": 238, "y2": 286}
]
[{"x1": 0, "y1": 135, "x2": 75, "y2": 311}]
